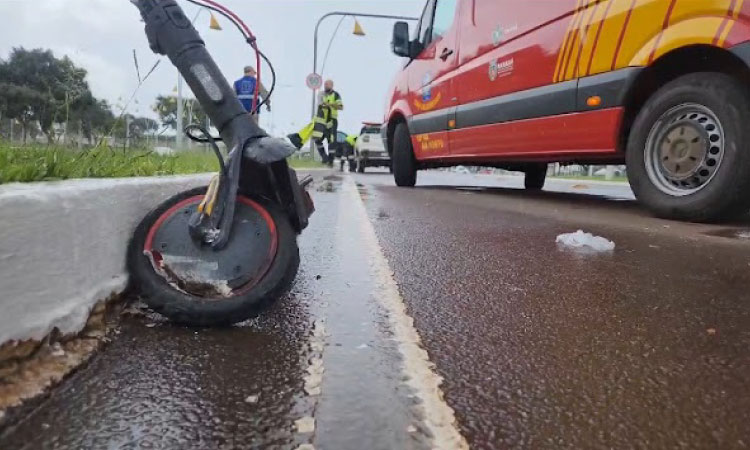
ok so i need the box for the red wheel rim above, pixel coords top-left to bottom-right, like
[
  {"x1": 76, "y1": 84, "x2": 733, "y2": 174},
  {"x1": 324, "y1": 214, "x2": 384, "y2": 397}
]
[{"x1": 143, "y1": 195, "x2": 278, "y2": 297}]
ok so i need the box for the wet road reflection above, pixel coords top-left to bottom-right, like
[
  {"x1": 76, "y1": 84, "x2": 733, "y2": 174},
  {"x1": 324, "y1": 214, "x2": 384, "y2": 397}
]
[
  {"x1": 364, "y1": 177, "x2": 750, "y2": 449},
  {"x1": 2, "y1": 169, "x2": 749, "y2": 449}
]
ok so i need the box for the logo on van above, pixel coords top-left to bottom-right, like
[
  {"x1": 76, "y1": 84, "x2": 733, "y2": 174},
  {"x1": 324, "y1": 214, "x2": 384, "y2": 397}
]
[
  {"x1": 414, "y1": 71, "x2": 442, "y2": 111},
  {"x1": 414, "y1": 92, "x2": 442, "y2": 112},
  {"x1": 489, "y1": 58, "x2": 514, "y2": 81}
]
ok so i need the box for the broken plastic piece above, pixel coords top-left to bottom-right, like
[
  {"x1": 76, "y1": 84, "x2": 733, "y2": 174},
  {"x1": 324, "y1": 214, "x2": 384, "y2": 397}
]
[{"x1": 556, "y1": 230, "x2": 615, "y2": 252}]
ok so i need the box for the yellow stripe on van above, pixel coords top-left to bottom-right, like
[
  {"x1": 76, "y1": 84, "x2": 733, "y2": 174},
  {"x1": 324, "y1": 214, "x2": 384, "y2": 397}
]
[
  {"x1": 576, "y1": 0, "x2": 612, "y2": 77},
  {"x1": 560, "y1": 1, "x2": 594, "y2": 81},
  {"x1": 630, "y1": 17, "x2": 725, "y2": 64},
  {"x1": 612, "y1": 0, "x2": 671, "y2": 69},
  {"x1": 585, "y1": 0, "x2": 634, "y2": 76},
  {"x1": 565, "y1": 1, "x2": 600, "y2": 80},
  {"x1": 717, "y1": 0, "x2": 746, "y2": 46},
  {"x1": 554, "y1": 0, "x2": 584, "y2": 82}
]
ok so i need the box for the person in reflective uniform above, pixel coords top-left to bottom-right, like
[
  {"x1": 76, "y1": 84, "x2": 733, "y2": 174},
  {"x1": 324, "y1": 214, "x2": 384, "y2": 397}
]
[{"x1": 234, "y1": 66, "x2": 270, "y2": 122}]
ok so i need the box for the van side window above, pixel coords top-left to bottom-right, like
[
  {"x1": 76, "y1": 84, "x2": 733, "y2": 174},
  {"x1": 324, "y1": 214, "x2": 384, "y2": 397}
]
[
  {"x1": 431, "y1": 0, "x2": 457, "y2": 41},
  {"x1": 415, "y1": 0, "x2": 436, "y2": 44}
]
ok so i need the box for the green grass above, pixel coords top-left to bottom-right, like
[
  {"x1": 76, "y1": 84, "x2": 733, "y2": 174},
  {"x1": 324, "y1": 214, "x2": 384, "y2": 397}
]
[
  {"x1": 0, "y1": 144, "x2": 323, "y2": 184},
  {"x1": 551, "y1": 175, "x2": 629, "y2": 183}
]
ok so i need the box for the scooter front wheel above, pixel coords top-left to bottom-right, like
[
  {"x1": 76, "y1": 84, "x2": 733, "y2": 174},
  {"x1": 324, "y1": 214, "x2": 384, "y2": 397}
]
[{"x1": 127, "y1": 186, "x2": 300, "y2": 326}]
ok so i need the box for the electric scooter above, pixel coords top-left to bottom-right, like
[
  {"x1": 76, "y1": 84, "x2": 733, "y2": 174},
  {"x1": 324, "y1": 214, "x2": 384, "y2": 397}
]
[{"x1": 127, "y1": 0, "x2": 314, "y2": 326}]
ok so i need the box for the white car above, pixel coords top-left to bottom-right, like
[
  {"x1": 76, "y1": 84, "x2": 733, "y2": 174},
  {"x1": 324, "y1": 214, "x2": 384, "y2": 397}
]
[{"x1": 355, "y1": 123, "x2": 390, "y2": 173}]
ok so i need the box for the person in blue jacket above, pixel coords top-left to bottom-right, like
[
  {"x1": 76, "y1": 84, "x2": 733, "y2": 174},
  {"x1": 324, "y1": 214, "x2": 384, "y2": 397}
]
[{"x1": 234, "y1": 66, "x2": 270, "y2": 122}]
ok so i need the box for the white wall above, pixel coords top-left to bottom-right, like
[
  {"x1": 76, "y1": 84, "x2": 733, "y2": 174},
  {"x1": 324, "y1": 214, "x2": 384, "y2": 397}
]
[{"x1": 0, "y1": 175, "x2": 211, "y2": 345}]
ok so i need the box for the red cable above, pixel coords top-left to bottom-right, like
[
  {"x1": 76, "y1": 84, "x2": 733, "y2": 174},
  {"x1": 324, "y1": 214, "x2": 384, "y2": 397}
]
[{"x1": 198, "y1": 0, "x2": 262, "y2": 112}]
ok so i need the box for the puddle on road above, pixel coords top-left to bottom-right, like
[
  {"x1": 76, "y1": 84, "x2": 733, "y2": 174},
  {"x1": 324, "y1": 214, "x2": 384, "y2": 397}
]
[
  {"x1": 316, "y1": 175, "x2": 345, "y2": 193},
  {"x1": 704, "y1": 228, "x2": 750, "y2": 240}
]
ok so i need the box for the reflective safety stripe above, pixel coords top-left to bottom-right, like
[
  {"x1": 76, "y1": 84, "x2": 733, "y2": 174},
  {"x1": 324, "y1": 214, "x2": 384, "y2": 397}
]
[
  {"x1": 323, "y1": 92, "x2": 342, "y2": 119},
  {"x1": 237, "y1": 94, "x2": 254, "y2": 100}
]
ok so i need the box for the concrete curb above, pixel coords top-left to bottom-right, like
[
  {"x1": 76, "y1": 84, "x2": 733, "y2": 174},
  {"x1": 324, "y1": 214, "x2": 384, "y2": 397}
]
[{"x1": 0, "y1": 175, "x2": 212, "y2": 346}]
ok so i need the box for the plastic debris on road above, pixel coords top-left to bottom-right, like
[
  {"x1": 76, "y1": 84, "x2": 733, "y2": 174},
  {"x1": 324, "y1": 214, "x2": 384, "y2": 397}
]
[{"x1": 556, "y1": 230, "x2": 615, "y2": 252}]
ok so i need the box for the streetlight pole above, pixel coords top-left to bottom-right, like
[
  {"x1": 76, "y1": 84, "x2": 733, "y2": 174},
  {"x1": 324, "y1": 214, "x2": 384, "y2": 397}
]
[
  {"x1": 176, "y1": 74, "x2": 184, "y2": 151},
  {"x1": 310, "y1": 11, "x2": 419, "y2": 119}
]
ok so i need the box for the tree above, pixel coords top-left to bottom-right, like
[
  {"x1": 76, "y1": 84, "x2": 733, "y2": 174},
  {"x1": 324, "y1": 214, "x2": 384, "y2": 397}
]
[
  {"x1": 109, "y1": 114, "x2": 159, "y2": 147},
  {"x1": 131, "y1": 116, "x2": 159, "y2": 137},
  {"x1": 0, "y1": 83, "x2": 46, "y2": 143},
  {"x1": 0, "y1": 48, "x2": 92, "y2": 143},
  {"x1": 153, "y1": 95, "x2": 208, "y2": 130},
  {"x1": 69, "y1": 92, "x2": 115, "y2": 145}
]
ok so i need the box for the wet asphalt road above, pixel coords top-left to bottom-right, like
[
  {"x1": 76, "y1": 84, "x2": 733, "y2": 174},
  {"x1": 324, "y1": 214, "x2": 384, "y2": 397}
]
[{"x1": 2, "y1": 170, "x2": 750, "y2": 449}]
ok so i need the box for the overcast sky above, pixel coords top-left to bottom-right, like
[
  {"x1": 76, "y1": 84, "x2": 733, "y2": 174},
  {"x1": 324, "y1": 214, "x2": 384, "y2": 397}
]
[{"x1": 0, "y1": 0, "x2": 424, "y2": 136}]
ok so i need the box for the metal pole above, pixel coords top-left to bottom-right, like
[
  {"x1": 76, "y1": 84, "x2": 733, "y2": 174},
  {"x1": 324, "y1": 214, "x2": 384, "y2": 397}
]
[
  {"x1": 177, "y1": 73, "x2": 184, "y2": 151},
  {"x1": 310, "y1": 12, "x2": 418, "y2": 158},
  {"x1": 125, "y1": 115, "x2": 132, "y2": 149},
  {"x1": 206, "y1": 115, "x2": 211, "y2": 153},
  {"x1": 311, "y1": 11, "x2": 418, "y2": 118},
  {"x1": 605, "y1": 165, "x2": 615, "y2": 181},
  {"x1": 9, "y1": 119, "x2": 13, "y2": 144}
]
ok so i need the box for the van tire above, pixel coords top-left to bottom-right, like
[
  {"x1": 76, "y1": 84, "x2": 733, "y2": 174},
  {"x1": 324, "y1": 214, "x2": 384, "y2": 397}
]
[
  {"x1": 524, "y1": 164, "x2": 547, "y2": 190},
  {"x1": 392, "y1": 123, "x2": 417, "y2": 187},
  {"x1": 626, "y1": 72, "x2": 750, "y2": 222}
]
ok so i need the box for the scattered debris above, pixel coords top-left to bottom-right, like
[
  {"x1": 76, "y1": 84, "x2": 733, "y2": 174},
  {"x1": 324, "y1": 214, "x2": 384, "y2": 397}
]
[
  {"x1": 556, "y1": 230, "x2": 615, "y2": 252},
  {"x1": 295, "y1": 416, "x2": 316, "y2": 434},
  {"x1": 296, "y1": 444, "x2": 315, "y2": 450},
  {"x1": 707, "y1": 328, "x2": 717, "y2": 336},
  {"x1": 145, "y1": 323, "x2": 157, "y2": 328},
  {"x1": 315, "y1": 275, "x2": 322, "y2": 280},
  {"x1": 317, "y1": 181, "x2": 335, "y2": 192},
  {"x1": 304, "y1": 357, "x2": 324, "y2": 396},
  {"x1": 356, "y1": 344, "x2": 369, "y2": 350},
  {"x1": 244, "y1": 395, "x2": 259, "y2": 404},
  {"x1": 50, "y1": 343, "x2": 65, "y2": 357},
  {"x1": 407, "y1": 425, "x2": 417, "y2": 433}
]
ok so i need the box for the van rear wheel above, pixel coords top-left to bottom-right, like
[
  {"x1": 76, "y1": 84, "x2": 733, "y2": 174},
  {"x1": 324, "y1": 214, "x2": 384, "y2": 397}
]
[
  {"x1": 626, "y1": 72, "x2": 750, "y2": 222},
  {"x1": 392, "y1": 123, "x2": 417, "y2": 187},
  {"x1": 524, "y1": 164, "x2": 547, "y2": 190}
]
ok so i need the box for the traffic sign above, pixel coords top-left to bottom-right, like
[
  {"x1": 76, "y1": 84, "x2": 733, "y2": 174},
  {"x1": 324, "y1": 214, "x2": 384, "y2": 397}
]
[{"x1": 306, "y1": 73, "x2": 323, "y2": 90}]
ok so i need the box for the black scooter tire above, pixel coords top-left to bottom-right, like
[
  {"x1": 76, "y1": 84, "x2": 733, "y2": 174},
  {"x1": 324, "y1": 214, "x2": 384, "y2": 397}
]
[{"x1": 127, "y1": 186, "x2": 300, "y2": 327}]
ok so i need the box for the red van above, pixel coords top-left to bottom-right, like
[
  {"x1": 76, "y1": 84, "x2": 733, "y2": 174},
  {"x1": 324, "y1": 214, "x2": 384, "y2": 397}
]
[{"x1": 382, "y1": 0, "x2": 750, "y2": 221}]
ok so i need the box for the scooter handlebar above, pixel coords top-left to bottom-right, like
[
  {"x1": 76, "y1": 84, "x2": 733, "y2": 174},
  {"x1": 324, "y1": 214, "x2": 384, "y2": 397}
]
[{"x1": 132, "y1": 0, "x2": 264, "y2": 143}]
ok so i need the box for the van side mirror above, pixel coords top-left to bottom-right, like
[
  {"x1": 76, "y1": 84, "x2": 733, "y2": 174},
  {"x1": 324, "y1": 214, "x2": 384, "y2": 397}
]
[{"x1": 392, "y1": 22, "x2": 412, "y2": 58}]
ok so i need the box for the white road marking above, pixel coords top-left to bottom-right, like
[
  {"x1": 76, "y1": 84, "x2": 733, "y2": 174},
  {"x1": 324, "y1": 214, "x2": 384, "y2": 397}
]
[
  {"x1": 343, "y1": 178, "x2": 469, "y2": 450},
  {"x1": 295, "y1": 319, "x2": 327, "y2": 446}
]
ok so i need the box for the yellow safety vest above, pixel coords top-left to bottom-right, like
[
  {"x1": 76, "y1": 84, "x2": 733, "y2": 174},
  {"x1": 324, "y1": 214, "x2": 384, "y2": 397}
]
[{"x1": 323, "y1": 91, "x2": 342, "y2": 119}]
